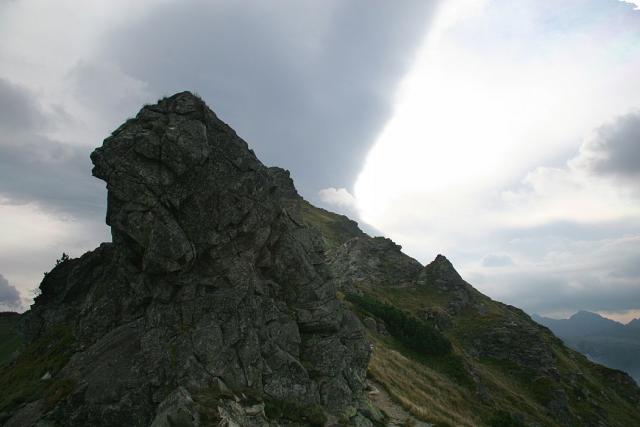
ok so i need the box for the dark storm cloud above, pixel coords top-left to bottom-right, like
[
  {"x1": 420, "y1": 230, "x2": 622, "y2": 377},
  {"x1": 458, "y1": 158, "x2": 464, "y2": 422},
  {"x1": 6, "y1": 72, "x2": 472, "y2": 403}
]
[
  {"x1": 1, "y1": 1, "x2": 439, "y2": 218},
  {"x1": 0, "y1": 135, "x2": 104, "y2": 218},
  {"x1": 100, "y1": 0, "x2": 440, "y2": 200},
  {"x1": 0, "y1": 78, "x2": 105, "y2": 218},
  {"x1": 578, "y1": 111, "x2": 640, "y2": 179},
  {"x1": 0, "y1": 77, "x2": 47, "y2": 131},
  {"x1": 0, "y1": 273, "x2": 21, "y2": 309}
]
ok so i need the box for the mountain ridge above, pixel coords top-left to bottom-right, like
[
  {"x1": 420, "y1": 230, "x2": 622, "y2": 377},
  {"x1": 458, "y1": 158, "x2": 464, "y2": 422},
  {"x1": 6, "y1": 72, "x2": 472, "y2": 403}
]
[
  {"x1": 532, "y1": 312, "x2": 622, "y2": 339},
  {"x1": 534, "y1": 312, "x2": 640, "y2": 386},
  {"x1": 298, "y1": 196, "x2": 640, "y2": 425},
  {"x1": 1, "y1": 92, "x2": 639, "y2": 426}
]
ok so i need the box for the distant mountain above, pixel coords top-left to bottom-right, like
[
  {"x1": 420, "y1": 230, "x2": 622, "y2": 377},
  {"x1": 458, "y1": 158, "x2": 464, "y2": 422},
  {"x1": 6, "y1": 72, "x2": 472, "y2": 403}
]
[
  {"x1": 534, "y1": 312, "x2": 640, "y2": 384},
  {"x1": 628, "y1": 318, "x2": 640, "y2": 329},
  {"x1": 532, "y1": 311, "x2": 620, "y2": 338}
]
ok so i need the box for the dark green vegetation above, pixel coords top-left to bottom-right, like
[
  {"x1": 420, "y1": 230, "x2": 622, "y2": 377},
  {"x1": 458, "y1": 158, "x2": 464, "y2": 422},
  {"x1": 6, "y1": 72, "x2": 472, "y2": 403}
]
[
  {"x1": 0, "y1": 324, "x2": 75, "y2": 415},
  {"x1": 346, "y1": 293, "x2": 451, "y2": 356},
  {"x1": 0, "y1": 312, "x2": 22, "y2": 367},
  {"x1": 346, "y1": 293, "x2": 472, "y2": 388}
]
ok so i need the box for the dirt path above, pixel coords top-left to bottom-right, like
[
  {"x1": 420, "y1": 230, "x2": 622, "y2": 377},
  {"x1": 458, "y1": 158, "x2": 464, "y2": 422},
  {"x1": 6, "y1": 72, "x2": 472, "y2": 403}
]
[{"x1": 366, "y1": 380, "x2": 433, "y2": 427}]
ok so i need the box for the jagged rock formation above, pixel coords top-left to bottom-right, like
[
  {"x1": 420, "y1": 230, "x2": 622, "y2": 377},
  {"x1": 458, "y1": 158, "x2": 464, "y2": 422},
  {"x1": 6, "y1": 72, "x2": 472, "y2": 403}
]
[
  {"x1": 3, "y1": 91, "x2": 640, "y2": 427},
  {"x1": 4, "y1": 92, "x2": 370, "y2": 426},
  {"x1": 329, "y1": 240, "x2": 482, "y2": 318}
]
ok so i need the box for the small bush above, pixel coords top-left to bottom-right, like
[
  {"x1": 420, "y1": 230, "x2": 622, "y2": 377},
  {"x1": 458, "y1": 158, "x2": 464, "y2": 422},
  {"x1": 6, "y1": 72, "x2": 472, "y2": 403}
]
[{"x1": 55, "y1": 252, "x2": 70, "y2": 266}]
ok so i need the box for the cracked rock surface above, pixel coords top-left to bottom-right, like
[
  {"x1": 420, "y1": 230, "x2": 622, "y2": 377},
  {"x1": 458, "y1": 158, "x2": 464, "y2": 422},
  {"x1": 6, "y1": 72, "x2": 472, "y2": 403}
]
[{"x1": 9, "y1": 92, "x2": 369, "y2": 426}]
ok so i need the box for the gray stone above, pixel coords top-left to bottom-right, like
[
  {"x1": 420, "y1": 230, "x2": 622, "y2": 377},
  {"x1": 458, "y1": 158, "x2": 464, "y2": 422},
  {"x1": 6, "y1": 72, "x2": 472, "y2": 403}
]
[
  {"x1": 150, "y1": 387, "x2": 199, "y2": 427},
  {"x1": 328, "y1": 237, "x2": 423, "y2": 292},
  {"x1": 363, "y1": 317, "x2": 377, "y2": 332},
  {"x1": 13, "y1": 92, "x2": 369, "y2": 426}
]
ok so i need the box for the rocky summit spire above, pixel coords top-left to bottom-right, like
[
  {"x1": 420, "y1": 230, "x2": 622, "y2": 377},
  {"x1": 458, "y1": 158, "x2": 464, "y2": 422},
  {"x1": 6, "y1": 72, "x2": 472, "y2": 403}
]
[
  {"x1": 10, "y1": 92, "x2": 369, "y2": 426},
  {"x1": 90, "y1": 91, "x2": 258, "y2": 274}
]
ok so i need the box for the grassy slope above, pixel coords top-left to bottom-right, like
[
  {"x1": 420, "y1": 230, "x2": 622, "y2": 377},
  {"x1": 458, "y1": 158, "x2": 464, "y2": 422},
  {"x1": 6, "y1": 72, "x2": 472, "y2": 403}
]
[
  {"x1": 0, "y1": 312, "x2": 22, "y2": 367},
  {"x1": 298, "y1": 200, "x2": 365, "y2": 249},
  {"x1": 0, "y1": 323, "x2": 76, "y2": 415},
  {"x1": 302, "y1": 201, "x2": 640, "y2": 426}
]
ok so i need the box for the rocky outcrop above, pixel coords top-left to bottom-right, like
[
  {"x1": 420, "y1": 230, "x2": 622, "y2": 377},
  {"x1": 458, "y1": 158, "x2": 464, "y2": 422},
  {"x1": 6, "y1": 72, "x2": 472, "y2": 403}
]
[
  {"x1": 8, "y1": 92, "x2": 370, "y2": 426},
  {"x1": 328, "y1": 237, "x2": 422, "y2": 292},
  {"x1": 418, "y1": 255, "x2": 465, "y2": 290},
  {"x1": 327, "y1": 237, "x2": 480, "y2": 317},
  {"x1": 469, "y1": 307, "x2": 557, "y2": 373},
  {"x1": 419, "y1": 255, "x2": 477, "y2": 315}
]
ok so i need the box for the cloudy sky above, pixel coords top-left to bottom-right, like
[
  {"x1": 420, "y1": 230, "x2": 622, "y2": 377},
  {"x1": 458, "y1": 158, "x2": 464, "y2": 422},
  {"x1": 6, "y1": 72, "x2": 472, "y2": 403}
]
[{"x1": 0, "y1": 0, "x2": 639, "y2": 322}]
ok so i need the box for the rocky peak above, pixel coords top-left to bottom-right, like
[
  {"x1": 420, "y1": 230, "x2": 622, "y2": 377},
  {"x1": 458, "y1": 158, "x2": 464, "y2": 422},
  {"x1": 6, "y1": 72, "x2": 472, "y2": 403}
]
[
  {"x1": 571, "y1": 310, "x2": 605, "y2": 321},
  {"x1": 90, "y1": 91, "x2": 267, "y2": 274},
  {"x1": 267, "y1": 167, "x2": 300, "y2": 200},
  {"x1": 9, "y1": 92, "x2": 370, "y2": 426},
  {"x1": 426, "y1": 254, "x2": 461, "y2": 279},
  {"x1": 418, "y1": 254, "x2": 465, "y2": 290}
]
